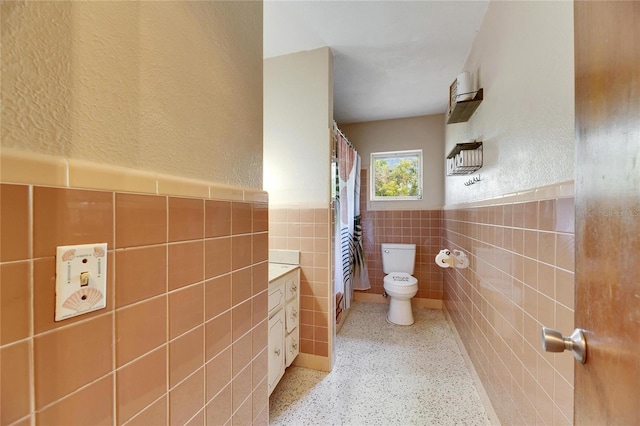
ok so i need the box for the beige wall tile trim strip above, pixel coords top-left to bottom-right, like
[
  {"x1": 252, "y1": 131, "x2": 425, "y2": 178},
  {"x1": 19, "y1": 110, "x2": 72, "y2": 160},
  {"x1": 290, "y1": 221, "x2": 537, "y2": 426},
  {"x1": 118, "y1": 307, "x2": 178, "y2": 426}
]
[
  {"x1": 0, "y1": 148, "x2": 268, "y2": 201},
  {"x1": 444, "y1": 180, "x2": 574, "y2": 210},
  {"x1": 268, "y1": 201, "x2": 331, "y2": 209},
  {"x1": 209, "y1": 184, "x2": 245, "y2": 201},
  {"x1": 1, "y1": 148, "x2": 68, "y2": 187},
  {"x1": 156, "y1": 173, "x2": 210, "y2": 199},
  {"x1": 243, "y1": 190, "x2": 268, "y2": 203},
  {"x1": 68, "y1": 158, "x2": 157, "y2": 194}
]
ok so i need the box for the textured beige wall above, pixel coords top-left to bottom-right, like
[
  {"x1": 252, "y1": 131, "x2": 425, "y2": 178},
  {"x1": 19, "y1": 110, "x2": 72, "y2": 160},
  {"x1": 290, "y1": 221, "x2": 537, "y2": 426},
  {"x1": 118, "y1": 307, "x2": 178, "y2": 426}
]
[
  {"x1": 1, "y1": 1, "x2": 263, "y2": 189},
  {"x1": 340, "y1": 114, "x2": 445, "y2": 210},
  {"x1": 263, "y1": 47, "x2": 333, "y2": 207},
  {"x1": 445, "y1": 1, "x2": 574, "y2": 205}
]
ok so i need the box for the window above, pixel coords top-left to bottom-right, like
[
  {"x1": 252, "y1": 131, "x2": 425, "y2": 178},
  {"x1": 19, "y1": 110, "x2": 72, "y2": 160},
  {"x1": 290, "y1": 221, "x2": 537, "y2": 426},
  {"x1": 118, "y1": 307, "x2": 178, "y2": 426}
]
[{"x1": 370, "y1": 149, "x2": 422, "y2": 201}]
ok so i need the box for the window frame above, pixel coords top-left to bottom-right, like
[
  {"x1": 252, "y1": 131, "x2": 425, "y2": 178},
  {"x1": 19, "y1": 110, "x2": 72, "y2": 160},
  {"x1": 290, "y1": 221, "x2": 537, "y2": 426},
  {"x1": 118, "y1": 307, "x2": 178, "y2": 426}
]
[{"x1": 370, "y1": 149, "x2": 423, "y2": 202}]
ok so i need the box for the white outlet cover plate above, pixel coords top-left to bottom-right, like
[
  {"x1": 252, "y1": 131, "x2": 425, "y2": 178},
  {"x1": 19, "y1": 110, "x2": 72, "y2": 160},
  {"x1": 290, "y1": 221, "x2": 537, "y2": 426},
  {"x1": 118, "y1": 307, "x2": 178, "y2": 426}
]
[{"x1": 55, "y1": 243, "x2": 108, "y2": 321}]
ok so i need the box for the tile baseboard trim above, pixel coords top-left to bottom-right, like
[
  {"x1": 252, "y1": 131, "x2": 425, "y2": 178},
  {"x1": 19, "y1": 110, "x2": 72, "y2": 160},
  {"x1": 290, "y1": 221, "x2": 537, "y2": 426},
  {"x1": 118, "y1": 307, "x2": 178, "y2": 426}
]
[
  {"x1": 353, "y1": 292, "x2": 443, "y2": 309},
  {"x1": 1, "y1": 148, "x2": 267, "y2": 202},
  {"x1": 292, "y1": 353, "x2": 331, "y2": 372},
  {"x1": 353, "y1": 293, "x2": 389, "y2": 304},
  {"x1": 444, "y1": 307, "x2": 502, "y2": 426},
  {"x1": 413, "y1": 297, "x2": 443, "y2": 309}
]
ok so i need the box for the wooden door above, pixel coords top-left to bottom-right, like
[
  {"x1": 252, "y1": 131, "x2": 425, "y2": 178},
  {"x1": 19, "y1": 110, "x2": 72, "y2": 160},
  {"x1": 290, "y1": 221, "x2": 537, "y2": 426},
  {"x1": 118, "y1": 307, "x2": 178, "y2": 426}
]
[{"x1": 574, "y1": 1, "x2": 640, "y2": 424}]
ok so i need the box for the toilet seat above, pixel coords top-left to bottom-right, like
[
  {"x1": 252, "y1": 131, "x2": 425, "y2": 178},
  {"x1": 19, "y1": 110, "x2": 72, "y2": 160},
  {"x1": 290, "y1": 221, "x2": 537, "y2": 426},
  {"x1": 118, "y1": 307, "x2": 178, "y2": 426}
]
[
  {"x1": 383, "y1": 273, "x2": 418, "y2": 295},
  {"x1": 383, "y1": 273, "x2": 417, "y2": 286}
]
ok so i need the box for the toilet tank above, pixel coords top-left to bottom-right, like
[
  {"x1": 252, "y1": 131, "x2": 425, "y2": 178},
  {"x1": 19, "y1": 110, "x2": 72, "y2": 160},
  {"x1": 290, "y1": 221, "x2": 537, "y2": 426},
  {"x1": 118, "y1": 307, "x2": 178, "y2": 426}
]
[{"x1": 381, "y1": 243, "x2": 416, "y2": 274}]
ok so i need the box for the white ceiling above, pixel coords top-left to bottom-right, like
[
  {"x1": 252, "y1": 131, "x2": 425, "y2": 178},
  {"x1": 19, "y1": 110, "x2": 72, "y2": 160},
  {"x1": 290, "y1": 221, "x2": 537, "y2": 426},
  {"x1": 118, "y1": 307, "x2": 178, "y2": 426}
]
[{"x1": 264, "y1": 0, "x2": 489, "y2": 124}]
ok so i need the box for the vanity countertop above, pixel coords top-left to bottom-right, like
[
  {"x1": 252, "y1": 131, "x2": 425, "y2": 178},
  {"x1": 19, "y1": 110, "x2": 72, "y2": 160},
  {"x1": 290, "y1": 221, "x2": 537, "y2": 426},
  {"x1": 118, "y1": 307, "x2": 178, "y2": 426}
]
[{"x1": 268, "y1": 263, "x2": 299, "y2": 282}]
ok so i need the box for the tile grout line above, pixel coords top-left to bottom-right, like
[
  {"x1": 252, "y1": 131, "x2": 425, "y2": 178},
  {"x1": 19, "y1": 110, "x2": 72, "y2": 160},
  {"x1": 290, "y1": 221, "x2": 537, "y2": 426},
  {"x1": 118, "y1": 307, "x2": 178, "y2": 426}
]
[
  {"x1": 201, "y1": 200, "x2": 207, "y2": 419},
  {"x1": 164, "y1": 195, "x2": 170, "y2": 423},
  {"x1": 28, "y1": 184, "x2": 35, "y2": 426},
  {"x1": 111, "y1": 191, "x2": 117, "y2": 424}
]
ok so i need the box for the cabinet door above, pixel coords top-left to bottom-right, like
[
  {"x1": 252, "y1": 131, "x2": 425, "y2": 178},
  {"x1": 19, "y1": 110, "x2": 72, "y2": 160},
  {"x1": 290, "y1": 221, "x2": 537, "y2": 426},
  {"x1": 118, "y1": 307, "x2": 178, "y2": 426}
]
[
  {"x1": 285, "y1": 303, "x2": 299, "y2": 333},
  {"x1": 268, "y1": 310, "x2": 285, "y2": 395},
  {"x1": 285, "y1": 274, "x2": 298, "y2": 302},
  {"x1": 268, "y1": 280, "x2": 285, "y2": 319},
  {"x1": 285, "y1": 327, "x2": 299, "y2": 367}
]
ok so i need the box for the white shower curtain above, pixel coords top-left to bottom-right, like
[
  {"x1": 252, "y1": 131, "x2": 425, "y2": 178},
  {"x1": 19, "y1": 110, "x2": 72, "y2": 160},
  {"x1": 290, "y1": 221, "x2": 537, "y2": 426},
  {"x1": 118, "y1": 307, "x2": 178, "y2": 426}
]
[
  {"x1": 334, "y1": 128, "x2": 370, "y2": 315},
  {"x1": 352, "y1": 155, "x2": 370, "y2": 292}
]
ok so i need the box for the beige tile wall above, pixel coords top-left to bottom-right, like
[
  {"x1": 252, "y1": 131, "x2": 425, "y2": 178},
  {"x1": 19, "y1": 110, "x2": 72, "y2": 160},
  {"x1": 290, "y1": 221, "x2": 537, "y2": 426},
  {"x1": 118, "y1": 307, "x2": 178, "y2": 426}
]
[
  {"x1": 268, "y1": 207, "x2": 331, "y2": 358},
  {"x1": 360, "y1": 209, "x2": 444, "y2": 299},
  {"x1": 443, "y1": 196, "x2": 575, "y2": 425},
  {"x1": 359, "y1": 169, "x2": 444, "y2": 299},
  {"x1": 0, "y1": 153, "x2": 269, "y2": 426}
]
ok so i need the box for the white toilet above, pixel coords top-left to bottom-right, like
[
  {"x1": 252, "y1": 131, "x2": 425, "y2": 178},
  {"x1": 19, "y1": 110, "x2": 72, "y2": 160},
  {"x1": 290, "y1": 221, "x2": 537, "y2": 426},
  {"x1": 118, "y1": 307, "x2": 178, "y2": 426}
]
[{"x1": 382, "y1": 243, "x2": 419, "y2": 325}]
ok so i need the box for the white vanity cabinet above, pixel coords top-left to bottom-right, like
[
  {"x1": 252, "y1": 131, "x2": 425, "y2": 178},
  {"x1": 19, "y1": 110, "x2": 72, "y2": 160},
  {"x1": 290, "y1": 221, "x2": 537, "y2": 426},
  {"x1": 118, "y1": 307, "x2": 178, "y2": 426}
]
[
  {"x1": 268, "y1": 267, "x2": 300, "y2": 395},
  {"x1": 284, "y1": 275, "x2": 300, "y2": 366},
  {"x1": 268, "y1": 308, "x2": 285, "y2": 394}
]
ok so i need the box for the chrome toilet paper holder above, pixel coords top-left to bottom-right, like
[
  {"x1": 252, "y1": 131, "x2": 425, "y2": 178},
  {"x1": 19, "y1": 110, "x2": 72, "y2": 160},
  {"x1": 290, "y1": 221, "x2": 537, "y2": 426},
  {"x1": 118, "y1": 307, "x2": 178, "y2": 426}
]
[
  {"x1": 435, "y1": 249, "x2": 469, "y2": 269},
  {"x1": 452, "y1": 250, "x2": 469, "y2": 268}
]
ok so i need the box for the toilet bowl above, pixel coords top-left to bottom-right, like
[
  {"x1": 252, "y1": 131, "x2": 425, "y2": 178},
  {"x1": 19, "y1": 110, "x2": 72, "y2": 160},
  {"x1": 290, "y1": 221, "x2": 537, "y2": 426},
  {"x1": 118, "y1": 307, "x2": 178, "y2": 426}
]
[
  {"x1": 383, "y1": 273, "x2": 418, "y2": 325},
  {"x1": 381, "y1": 243, "x2": 419, "y2": 325}
]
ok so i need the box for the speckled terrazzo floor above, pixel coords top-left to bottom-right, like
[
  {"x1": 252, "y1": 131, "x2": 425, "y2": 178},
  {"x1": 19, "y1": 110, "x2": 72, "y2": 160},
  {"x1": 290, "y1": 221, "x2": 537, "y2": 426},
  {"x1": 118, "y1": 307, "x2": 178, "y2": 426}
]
[{"x1": 269, "y1": 301, "x2": 492, "y2": 426}]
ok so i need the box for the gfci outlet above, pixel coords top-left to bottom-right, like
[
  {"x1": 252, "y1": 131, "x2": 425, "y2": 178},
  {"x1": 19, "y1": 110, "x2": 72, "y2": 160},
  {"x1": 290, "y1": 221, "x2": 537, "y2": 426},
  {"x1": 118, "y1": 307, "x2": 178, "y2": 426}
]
[{"x1": 55, "y1": 243, "x2": 108, "y2": 321}]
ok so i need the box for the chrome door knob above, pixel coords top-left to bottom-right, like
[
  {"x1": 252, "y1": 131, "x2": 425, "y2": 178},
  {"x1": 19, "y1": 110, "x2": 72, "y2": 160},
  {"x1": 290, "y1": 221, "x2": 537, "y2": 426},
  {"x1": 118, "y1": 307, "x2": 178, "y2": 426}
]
[{"x1": 541, "y1": 327, "x2": 587, "y2": 364}]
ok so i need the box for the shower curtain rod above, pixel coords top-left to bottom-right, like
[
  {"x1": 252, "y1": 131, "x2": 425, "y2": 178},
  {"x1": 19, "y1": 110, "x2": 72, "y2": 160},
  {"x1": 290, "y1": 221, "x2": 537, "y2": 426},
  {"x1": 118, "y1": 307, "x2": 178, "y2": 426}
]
[{"x1": 333, "y1": 121, "x2": 356, "y2": 151}]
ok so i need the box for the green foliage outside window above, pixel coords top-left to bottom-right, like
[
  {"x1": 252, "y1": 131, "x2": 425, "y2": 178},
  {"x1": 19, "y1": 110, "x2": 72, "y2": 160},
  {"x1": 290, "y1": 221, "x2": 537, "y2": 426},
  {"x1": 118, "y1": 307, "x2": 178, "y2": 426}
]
[
  {"x1": 371, "y1": 150, "x2": 422, "y2": 200},
  {"x1": 374, "y1": 158, "x2": 419, "y2": 196}
]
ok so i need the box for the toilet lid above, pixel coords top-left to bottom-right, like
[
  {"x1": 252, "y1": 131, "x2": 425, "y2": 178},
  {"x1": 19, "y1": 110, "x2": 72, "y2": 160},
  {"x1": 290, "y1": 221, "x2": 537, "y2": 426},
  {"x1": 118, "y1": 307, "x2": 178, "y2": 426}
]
[{"x1": 384, "y1": 273, "x2": 417, "y2": 286}]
